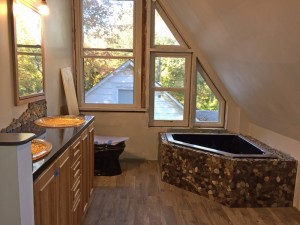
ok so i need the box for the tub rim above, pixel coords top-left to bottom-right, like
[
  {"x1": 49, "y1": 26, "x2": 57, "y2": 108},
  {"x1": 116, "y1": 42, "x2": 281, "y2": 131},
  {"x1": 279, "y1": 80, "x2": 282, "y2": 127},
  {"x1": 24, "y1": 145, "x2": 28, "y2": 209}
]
[{"x1": 165, "y1": 132, "x2": 277, "y2": 159}]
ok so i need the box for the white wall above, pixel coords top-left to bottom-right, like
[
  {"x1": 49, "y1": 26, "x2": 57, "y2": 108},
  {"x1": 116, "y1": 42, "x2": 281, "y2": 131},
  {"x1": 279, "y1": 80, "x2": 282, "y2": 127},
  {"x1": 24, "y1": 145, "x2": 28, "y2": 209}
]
[{"x1": 43, "y1": 0, "x2": 73, "y2": 116}]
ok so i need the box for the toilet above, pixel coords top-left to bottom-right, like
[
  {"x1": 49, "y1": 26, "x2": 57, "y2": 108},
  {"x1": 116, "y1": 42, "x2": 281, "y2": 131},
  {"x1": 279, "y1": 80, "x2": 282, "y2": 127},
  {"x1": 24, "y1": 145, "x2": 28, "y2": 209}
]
[{"x1": 94, "y1": 136, "x2": 128, "y2": 176}]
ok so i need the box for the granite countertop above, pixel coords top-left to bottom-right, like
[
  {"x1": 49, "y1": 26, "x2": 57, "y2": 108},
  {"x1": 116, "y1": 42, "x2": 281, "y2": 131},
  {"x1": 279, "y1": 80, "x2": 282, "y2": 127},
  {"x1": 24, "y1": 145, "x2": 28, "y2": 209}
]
[{"x1": 31, "y1": 115, "x2": 94, "y2": 180}]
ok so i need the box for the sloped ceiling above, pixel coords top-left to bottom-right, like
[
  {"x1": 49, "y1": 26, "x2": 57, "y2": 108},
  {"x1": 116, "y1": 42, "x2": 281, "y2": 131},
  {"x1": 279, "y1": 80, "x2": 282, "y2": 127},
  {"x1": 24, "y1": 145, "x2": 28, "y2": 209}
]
[{"x1": 164, "y1": 0, "x2": 300, "y2": 140}]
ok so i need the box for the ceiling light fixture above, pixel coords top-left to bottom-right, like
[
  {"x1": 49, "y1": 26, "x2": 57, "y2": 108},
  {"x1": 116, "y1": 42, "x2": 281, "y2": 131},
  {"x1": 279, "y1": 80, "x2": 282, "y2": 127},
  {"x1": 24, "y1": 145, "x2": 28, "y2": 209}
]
[{"x1": 38, "y1": 0, "x2": 49, "y2": 15}]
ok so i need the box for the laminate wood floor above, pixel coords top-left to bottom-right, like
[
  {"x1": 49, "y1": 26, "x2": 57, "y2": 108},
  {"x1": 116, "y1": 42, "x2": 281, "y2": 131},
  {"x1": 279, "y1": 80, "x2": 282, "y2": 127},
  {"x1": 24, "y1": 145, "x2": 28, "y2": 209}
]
[{"x1": 83, "y1": 160, "x2": 300, "y2": 225}]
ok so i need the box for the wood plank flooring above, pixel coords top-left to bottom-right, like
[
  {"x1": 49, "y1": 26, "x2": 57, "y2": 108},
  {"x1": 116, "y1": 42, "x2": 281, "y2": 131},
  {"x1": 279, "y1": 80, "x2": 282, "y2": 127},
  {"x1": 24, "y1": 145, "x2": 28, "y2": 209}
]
[{"x1": 83, "y1": 160, "x2": 300, "y2": 225}]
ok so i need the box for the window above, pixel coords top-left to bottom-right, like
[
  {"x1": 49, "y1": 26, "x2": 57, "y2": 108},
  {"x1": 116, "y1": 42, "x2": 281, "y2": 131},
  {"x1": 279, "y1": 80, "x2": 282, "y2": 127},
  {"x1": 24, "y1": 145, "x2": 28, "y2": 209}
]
[
  {"x1": 150, "y1": 53, "x2": 191, "y2": 126},
  {"x1": 75, "y1": 0, "x2": 142, "y2": 110},
  {"x1": 149, "y1": 1, "x2": 225, "y2": 127},
  {"x1": 74, "y1": 0, "x2": 226, "y2": 127},
  {"x1": 193, "y1": 61, "x2": 225, "y2": 127}
]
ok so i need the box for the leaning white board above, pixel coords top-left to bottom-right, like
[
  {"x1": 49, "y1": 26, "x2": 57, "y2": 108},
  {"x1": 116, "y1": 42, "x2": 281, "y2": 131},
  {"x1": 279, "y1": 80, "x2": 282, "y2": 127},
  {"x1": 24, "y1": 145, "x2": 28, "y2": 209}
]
[{"x1": 61, "y1": 67, "x2": 80, "y2": 115}]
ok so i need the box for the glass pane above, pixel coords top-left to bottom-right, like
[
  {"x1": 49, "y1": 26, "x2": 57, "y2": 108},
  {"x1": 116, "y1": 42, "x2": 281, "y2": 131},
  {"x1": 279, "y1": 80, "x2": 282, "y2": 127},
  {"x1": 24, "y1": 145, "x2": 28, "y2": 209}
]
[
  {"x1": 83, "y1": 49, "x2": 133, "y2": 57},
  {"x1": 16, "y1": 3, "x2": 41, "y2": 45},
  {"x1": 195, "y1": 72, "x2": 219, "y2": 122},
  {"x1": 154, "y1": 91, "x2": 184, "y2": 120},
  {"x1": 154, "y1": 57, "x2": 185, "y2": 88},
  {"x1": 118, "y1": 89, "x2": 133, "y2": 104},
  {"x1": 17, "y1": 54, "x2": 43, "y2": 97},
  {"x1": 154, "y1": 9, "x2": 179, "y2": 46},
  {"x1": 84, "y1": 58, "x2": 134, "y2": 104},
  {"x1": 82, "y1": 0, "x2": 134, "y2": 49}
]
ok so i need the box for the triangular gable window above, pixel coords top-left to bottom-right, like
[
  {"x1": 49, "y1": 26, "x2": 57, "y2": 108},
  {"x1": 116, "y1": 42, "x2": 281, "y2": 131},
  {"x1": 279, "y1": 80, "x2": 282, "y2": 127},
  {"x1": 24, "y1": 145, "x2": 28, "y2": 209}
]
[
  {"x1": 154, "y1": 9, "x2": 179, "y2": 46},
  {"x1": 152, "y1": 4, "x2": 188, "y2": 48},
  {"x1": 194, "y1": 61, "x2": 225, "y2": 126}
]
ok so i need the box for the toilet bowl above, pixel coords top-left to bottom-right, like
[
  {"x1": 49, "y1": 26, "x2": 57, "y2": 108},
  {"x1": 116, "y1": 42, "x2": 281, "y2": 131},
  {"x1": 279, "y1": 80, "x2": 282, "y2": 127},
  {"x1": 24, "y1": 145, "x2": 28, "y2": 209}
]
[{"x1": 94, "y1": 141, "x2": 125, "y2": 176}]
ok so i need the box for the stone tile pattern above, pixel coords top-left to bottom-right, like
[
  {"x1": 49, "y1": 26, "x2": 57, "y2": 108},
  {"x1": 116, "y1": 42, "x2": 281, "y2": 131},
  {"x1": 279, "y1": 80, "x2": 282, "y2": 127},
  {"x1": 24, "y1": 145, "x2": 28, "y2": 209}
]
[
  {"x1": 159, "y1": 133, "x2": 297, "y2": 208},
  {"x1": 1, "y1": 100, "x2": 47, "y2": 134}
]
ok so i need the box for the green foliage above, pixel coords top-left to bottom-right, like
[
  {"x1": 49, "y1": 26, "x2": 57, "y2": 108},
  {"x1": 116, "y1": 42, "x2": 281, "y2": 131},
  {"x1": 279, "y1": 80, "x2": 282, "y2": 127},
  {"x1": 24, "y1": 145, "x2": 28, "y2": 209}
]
[
  {"x1": 155, "y1": 58, "x2": 219, "y2": 111},
  {"x1": 16, "y1": 3, "x2": 43, "y2": 97},
  {"x1": 155, "y1": 57, "x2": 185, "y2": 105},
  {"x1": 18, "y1": 54, "x2": 43, "y2": 96},
  {"x1": 83, "y1": 0, "x2": 134, "y2": 92},
  {"x1": 82, "y1": 0, "x2": 133, "y2": 49},
  {"x1": 196, "y1": 73, "x2": 219, "y2": 110}
]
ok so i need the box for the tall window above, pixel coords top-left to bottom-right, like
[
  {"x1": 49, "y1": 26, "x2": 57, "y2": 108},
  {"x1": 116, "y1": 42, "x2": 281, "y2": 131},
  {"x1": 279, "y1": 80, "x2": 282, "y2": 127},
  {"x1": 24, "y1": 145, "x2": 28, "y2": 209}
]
[
  {"x1": 76, "y1": 0, "x2": 142, "y2": 110},
  {"x1": 149, "y1": 3, "x2": 190, "y2": 126}
]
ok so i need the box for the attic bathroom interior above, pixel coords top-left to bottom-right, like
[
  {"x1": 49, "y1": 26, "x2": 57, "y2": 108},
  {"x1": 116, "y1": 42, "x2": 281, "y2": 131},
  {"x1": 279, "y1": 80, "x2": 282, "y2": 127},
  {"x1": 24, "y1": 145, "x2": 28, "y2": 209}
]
[{"x1": 1, "y1": 0, "x2": 300, "y2": 224}]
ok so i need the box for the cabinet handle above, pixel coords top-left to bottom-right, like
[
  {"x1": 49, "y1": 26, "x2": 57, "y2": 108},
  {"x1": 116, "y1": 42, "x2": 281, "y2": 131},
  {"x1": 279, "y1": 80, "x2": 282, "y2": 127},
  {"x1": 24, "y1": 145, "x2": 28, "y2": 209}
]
[{"x1": 54, "y1": 169, "x2": 59, "y2": 177}]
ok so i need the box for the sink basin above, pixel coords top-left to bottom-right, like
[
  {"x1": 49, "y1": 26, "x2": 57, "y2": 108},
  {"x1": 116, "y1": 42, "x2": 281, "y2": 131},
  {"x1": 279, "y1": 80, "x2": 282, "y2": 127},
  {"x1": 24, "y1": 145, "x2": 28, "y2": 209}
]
[
  {"x1": 32, "y1": 139, "x2": 52, "y2": 161},
  {"x1": 34, "y1": 115, "x2": 85, "y2": 128}
]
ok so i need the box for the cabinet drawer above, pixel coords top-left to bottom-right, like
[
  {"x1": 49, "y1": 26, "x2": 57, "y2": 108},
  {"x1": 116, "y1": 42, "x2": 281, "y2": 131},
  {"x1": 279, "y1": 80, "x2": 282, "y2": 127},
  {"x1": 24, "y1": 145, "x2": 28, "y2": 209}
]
[
  {"x1": 71, "y1": 138, "x2": 81, "y2": 165},
  {"x1": 72, "y1": 176, "x2": 81, "y2": 206},
  {"x1": 71, "y1": 156, "x2": 81, "y2": 186}
]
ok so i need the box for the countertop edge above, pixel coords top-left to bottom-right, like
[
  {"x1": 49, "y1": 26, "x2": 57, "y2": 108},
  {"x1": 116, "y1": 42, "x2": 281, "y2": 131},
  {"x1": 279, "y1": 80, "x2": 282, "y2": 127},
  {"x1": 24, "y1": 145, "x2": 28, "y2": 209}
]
[{"x1": 0, "y1": 133, "x2": 37, "y2": 146}]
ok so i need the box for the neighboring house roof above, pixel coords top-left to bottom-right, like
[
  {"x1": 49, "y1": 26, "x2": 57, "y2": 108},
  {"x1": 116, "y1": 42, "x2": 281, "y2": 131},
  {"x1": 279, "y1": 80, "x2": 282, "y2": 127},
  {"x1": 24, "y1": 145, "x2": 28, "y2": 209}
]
[
  {"x1": 196, "y1": 110, "x2": 218, "y2": 122},
  {"x1": 154, "y1": 82, "x2": 184, "y2": 120},
  {"x1": 85, "y1": 60, "x2": 134, "y2": 104}
]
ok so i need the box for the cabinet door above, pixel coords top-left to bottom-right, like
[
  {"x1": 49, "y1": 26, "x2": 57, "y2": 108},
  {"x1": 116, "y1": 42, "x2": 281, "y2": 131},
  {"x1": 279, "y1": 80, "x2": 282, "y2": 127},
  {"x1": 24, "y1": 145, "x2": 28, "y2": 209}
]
[
  {"x1": 34, "y1": 162, "x2": 59, "y2": 225},
  {"x1": 34, "y1": 148, "x2": 71, "y2": 225},
  {"x1": 57, "y1": 148, "x2": 71, "y2": 225},
  {"x1": 72, "y1": 197, "x2": 82, "y2": 225}
]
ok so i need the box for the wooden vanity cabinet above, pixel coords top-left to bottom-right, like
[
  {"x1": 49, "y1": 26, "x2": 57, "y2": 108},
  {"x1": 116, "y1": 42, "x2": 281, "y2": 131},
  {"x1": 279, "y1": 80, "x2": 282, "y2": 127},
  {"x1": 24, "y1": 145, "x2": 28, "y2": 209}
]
[
  {"x1": 34, "y1": 147, "x2": 71, "y2": 225},
  {"x1": 34, "y1": 122, "x2": 94, "y2": 225}
]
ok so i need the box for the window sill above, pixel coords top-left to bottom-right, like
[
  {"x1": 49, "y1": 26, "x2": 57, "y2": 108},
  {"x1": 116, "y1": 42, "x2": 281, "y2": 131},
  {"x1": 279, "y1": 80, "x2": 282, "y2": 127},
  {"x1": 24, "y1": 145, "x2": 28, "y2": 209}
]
[{"x1": 79, "y1": 107, "x2": 148, "y2": 113}]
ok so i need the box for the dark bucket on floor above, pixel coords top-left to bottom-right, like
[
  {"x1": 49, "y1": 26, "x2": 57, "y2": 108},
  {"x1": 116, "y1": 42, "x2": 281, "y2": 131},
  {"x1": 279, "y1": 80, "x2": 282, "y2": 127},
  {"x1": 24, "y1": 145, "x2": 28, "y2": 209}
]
[{"x1": 94, "y1": 141, "x2": 125, "y2": 176}]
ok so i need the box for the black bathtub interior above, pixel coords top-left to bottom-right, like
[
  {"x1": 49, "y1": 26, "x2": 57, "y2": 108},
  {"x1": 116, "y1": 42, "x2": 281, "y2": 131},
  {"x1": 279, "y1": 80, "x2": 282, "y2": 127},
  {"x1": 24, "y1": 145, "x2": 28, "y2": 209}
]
[{"x1": 166, "y1": 133, "x2": 276, "y2": 158}]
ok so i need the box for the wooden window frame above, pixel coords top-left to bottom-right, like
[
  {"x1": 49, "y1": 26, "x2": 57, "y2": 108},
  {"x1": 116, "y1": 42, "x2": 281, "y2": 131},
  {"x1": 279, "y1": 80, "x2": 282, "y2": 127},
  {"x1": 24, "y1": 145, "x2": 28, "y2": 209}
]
[
  {"x1": 149, "y1": 52, "x2": 192, "y2": 127},
  {"x1": 73, "y1": 0, "x2": 144, "y2": 112},
  {"x1": 190, "y1": 60, "x2": 226, "y2": 128},
  {"x1": 148, "y1": 0, "x2": 226, "y2": 128}
]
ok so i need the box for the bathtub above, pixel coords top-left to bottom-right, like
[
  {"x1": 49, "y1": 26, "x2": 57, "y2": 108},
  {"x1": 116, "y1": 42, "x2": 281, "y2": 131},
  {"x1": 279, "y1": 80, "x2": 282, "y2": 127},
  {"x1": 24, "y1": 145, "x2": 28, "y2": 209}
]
[
  {"x1": 160, "y1": 132, "x2": 297, "y2": 207},
  {"x1": 165, "y1": 133, "x2": 275, "y2": 158}
]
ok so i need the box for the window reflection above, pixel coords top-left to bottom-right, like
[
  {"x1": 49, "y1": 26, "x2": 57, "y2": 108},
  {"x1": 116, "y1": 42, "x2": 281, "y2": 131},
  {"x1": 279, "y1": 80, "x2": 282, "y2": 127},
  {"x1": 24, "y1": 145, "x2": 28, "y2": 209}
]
[{"x1": 12, "y1": 1, "x2": 45, "y2": 104}]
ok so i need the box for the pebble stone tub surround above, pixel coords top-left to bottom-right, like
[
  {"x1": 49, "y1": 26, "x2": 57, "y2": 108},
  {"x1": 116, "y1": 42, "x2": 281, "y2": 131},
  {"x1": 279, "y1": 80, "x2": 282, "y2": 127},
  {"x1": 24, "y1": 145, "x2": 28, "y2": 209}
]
[{"x1": 159, "y1": 133, "x2": 298, "y2": 208}]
